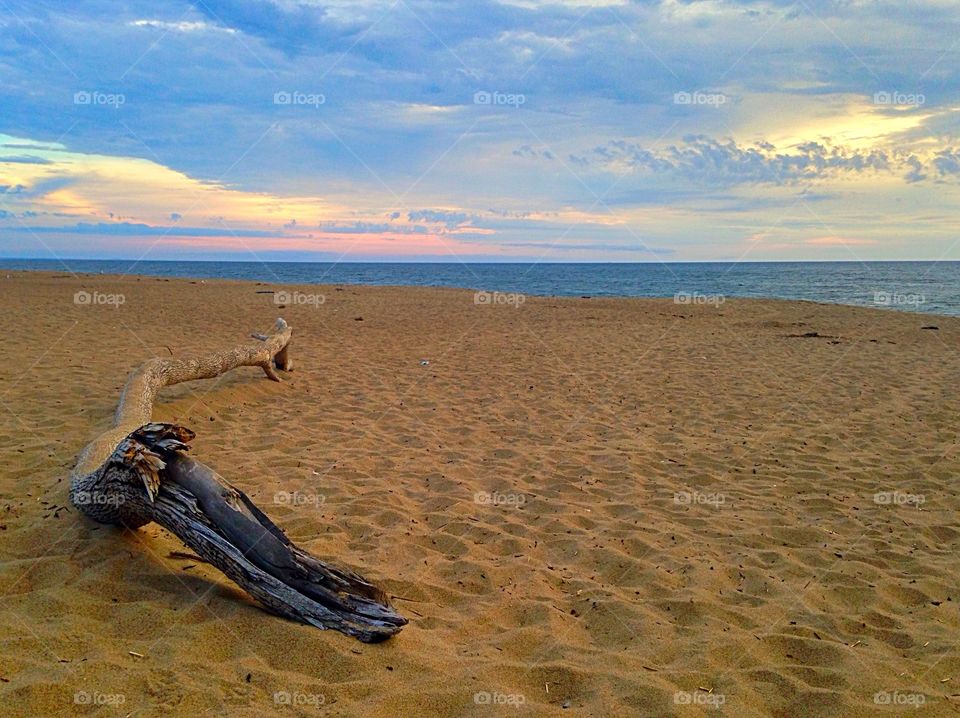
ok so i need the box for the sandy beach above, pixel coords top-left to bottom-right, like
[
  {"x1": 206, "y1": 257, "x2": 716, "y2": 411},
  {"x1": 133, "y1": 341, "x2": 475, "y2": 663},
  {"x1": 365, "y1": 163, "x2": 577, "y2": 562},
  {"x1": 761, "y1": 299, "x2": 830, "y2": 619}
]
[{"x1": 1, "y1": 270, "x2": 958, "y2": 717}]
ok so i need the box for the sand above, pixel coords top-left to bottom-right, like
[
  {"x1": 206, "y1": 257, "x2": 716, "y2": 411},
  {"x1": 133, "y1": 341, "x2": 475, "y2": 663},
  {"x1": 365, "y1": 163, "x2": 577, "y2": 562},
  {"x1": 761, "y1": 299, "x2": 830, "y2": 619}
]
[{"x1": 0, "y1": 270, "x2": 958, "y2": 717}]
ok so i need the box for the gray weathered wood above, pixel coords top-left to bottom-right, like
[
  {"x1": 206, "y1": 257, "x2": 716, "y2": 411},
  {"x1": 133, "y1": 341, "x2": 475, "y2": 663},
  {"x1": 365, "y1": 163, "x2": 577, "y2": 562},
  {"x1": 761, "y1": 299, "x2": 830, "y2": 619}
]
[{"x1": 69, "y1": 320, "x2": 405, "y2": 643}]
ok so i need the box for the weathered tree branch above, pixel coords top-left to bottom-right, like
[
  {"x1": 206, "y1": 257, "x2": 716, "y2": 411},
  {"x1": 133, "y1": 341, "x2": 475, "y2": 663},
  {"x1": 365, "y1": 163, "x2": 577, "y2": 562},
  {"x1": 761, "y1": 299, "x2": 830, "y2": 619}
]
[{"x1": 69, "y1": 319, "x2": 406, "y2": 643}]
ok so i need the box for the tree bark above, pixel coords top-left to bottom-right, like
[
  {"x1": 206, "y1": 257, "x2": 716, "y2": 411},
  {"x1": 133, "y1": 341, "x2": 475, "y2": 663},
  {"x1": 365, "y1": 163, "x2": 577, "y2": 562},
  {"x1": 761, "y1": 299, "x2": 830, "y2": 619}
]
[{"x1": 69, "y1": 319, "x2": 406, "y2": 643}]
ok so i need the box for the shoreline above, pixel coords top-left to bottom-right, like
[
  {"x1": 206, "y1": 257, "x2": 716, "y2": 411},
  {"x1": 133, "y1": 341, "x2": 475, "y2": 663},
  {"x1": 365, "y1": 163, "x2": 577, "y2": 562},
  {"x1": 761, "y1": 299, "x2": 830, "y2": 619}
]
[{"x1": 3, "y1": 267, "x2": 957, "y2": 319}]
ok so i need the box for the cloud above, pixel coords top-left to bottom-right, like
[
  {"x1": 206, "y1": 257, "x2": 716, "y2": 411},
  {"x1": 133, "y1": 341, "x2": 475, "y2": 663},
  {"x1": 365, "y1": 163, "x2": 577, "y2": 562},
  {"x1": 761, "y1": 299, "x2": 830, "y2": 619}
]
[
  {"x1": 513, "y1": 145, "x2": 555, "y2": 160},
  {"x1": 12, "y1": 177, "x2": 78, "y2": 199},
  {"x1": 805, "y1": 236, "x2": 878, "y2": 247},
  {"x1": 319, "y1": 221, "x2": 429, "y2": 235},
  {"x1": 560, "y1": 135, "x2": 960, "y2": 189},
  {"x1": 407, "y1": 209, "x2": 474, "y2": 227},
  {"x1": 0, "y1": 155, "x2": 53, "y2": 165},
  {"x1": 128, "y1": 19, "x2": 236, "y2": 33},
  {"x1": 932, "y1": 149, "x2": 960, "y2": 177},
  {"x1": 4, "y1": 222, "x2": 277, "y2": 237},
  {"x1": 565, "y1": 136, "x2": 904, "y2": 186},
  {"x1": 190, "y1": 0, "x2": 358, "y2": 54},
  {"x1": 1, "y1": 0, "x2": 960, "y2": 260},
  {"x1": 499, "y1": 240, "x2": 675, "y2": 255}
]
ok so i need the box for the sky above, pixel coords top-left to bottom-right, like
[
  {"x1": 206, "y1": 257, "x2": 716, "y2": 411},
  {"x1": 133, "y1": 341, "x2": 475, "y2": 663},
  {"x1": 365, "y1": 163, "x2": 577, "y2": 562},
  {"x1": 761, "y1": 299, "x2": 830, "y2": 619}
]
[{"x1": 0, "y1": 0, "x2": 959, "y2": 263}]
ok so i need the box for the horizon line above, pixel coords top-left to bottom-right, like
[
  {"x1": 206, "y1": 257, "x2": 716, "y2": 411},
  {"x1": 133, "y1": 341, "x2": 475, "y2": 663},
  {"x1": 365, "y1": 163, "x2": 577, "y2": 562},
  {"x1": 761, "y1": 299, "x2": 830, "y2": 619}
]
[{"x1": 2, "y1": 257, "x2": 958, "y2": 265}]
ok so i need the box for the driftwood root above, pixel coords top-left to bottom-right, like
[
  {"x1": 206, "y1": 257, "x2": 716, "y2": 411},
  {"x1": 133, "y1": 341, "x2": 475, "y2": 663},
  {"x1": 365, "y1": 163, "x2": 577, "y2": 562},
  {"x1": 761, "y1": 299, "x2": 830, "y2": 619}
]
[{"x1": 69, "y1": 319, "x2": 405, "y2": 642}]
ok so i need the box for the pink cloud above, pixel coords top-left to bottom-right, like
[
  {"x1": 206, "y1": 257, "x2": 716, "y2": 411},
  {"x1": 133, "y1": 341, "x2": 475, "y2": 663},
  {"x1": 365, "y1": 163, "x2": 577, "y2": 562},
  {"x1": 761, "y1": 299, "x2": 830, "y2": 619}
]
[{"x1": 804, "y1": 236, "x2": 879, "y2": 246}]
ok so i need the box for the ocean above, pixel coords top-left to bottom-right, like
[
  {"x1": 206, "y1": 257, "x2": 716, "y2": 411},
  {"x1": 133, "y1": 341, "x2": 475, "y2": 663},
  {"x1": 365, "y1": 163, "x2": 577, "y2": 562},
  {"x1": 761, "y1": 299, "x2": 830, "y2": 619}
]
[{"x1": 3, "y1": 258, "x2": 959, "y2": 316}]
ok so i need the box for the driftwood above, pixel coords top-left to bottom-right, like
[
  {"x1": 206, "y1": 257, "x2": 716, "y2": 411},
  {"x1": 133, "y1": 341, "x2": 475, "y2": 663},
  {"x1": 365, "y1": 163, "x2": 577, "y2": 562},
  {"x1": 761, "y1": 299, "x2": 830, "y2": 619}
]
[{"x1": 69, "y1": 318, "x2": 406, "y2": 643}]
